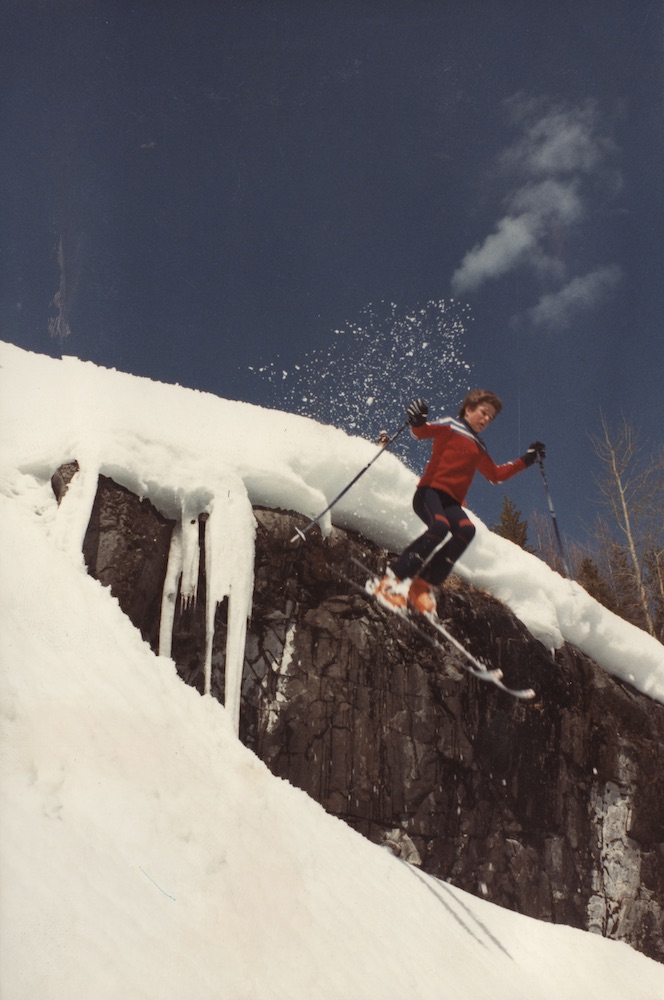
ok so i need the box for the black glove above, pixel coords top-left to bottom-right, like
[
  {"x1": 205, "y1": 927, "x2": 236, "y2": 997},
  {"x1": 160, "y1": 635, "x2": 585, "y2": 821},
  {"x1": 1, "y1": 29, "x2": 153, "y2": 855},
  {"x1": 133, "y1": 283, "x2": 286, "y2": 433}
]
[
  {"x1": 522, "y1": 441, "x2": 546, "y2": 466},
  {"x1": 407, "y1": 398, "x2": 429, "y2": 427}
]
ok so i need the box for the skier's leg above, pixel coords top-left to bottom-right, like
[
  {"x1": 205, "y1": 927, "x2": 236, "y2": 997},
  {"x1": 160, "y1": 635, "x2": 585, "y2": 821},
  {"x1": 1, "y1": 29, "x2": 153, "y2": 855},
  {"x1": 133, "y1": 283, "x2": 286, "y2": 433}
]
[
  {"x1": 422, "y1": 503, "x2": 475, "y2": 587},
  {"x1": 375, "y1": 488, "x2": 449, "y2": 611},
  {"x1": 389, "y1": 487, "x2": 450, "y2": 581}
]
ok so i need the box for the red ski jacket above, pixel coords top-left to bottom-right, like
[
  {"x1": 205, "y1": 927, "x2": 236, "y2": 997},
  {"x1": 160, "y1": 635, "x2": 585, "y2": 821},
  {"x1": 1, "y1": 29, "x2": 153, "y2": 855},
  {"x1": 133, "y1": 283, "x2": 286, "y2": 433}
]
[{"x1": 412, "y1": 417, "x2": 525, "y2": 505}]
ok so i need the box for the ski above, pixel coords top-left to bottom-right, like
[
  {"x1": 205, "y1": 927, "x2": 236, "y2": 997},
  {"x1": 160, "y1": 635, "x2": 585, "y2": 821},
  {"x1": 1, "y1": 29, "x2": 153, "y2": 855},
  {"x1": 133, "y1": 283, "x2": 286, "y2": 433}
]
[
  {"x1": 336, "y1": 564, "x2": 469, "y2": 674},
  {"x1": 347, "y1": 557, "x2": 536, "y2": 700},
  {"x1": 420, "y1": 607, "x2": 535, "y2": 699}
]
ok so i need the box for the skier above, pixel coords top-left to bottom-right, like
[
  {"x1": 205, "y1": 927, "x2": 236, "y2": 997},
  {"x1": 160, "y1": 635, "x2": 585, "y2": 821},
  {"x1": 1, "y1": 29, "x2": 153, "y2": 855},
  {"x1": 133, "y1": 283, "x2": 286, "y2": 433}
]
[{"x1": 375, "y1": 390, "x2": 545, "y2": 614}]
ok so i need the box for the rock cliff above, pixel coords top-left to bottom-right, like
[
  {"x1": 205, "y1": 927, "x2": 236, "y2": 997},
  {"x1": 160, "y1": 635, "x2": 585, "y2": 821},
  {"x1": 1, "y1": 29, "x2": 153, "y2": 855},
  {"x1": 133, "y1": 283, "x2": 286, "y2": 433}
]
[{"x1": 52, "y1": 468, "x2": 664, "y2": 963}]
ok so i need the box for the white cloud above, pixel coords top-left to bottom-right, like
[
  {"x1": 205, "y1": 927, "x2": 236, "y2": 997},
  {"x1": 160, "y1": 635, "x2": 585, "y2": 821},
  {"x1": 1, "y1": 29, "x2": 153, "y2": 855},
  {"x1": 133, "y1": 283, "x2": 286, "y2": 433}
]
[
  {"x1": 508, "y1": 178, "x2": 584, "y2": 225},
  {"x1": 450, "y1": 98, "x2": 621, "y2": 325},
  {"x1": 527, "y1": 265, "x2": 622, "y2": 330},
  {"x1": 451, "y1": 215, "x2": 537, "y2": 293},
  {"x1": 502, "y1": 102, "x2": 613, "y2": 177}
]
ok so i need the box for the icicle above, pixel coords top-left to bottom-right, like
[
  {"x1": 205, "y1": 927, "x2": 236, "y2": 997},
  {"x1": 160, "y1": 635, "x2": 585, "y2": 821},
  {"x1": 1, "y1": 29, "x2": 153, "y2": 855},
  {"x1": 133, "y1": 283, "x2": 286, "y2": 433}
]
[
  {"x1": 50, "y1": 458, "x2": 100, "y2": 566},
  {"x1": 158, "y1": 501, "x2": 201, "y2": 658},
  {"x1": 179, "y1": 502, "x2": 200, "y2": 609},
  {"x1": 158, "y1": 521, "x2": 183, "y2": 659},
  {"x1": 203, "y1": 475, "x2": 256, "y2": 735}
]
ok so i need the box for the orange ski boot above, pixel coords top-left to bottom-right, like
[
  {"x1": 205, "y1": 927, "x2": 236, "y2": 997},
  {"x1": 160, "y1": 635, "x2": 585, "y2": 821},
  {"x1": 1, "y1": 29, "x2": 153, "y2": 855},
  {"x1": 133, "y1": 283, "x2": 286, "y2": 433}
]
[
  {"x1": 408, "y1": 577, "x2": 436, "y2": 615},
  {"x1": 374, "y1": 574, "x2": 408, "y2": 612}
]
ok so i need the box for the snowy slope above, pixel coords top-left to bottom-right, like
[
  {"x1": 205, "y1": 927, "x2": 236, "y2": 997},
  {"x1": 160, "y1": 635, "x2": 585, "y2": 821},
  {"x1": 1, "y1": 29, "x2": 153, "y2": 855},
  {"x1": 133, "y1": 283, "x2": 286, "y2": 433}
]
[
  {"x1": 1, "y1": 341, "x2": 663, "y2": 709},
  {"x1": 2, "y1": 479, "x2": 664, "y2": 999}
]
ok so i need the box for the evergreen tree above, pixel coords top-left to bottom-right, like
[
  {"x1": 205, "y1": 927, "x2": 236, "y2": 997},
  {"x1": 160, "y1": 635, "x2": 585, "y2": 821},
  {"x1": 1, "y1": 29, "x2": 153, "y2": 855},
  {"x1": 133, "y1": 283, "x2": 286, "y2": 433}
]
[
  {"x1": 576, "y1": 556, "x2": 618, "y2": 614},
  {"x1": 492, "y1": 496, "x2": 531, "y2": 550},
  {"x1": 530, "y1": 511, "x2": 565, "y2": 573}
]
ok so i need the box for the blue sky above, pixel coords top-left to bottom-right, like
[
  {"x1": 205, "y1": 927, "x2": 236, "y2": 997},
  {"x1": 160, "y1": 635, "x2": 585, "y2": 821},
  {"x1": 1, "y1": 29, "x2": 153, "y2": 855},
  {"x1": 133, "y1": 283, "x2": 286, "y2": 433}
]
[{"x1": 2, "y1": 0, "x2": 662, "y2": 547}]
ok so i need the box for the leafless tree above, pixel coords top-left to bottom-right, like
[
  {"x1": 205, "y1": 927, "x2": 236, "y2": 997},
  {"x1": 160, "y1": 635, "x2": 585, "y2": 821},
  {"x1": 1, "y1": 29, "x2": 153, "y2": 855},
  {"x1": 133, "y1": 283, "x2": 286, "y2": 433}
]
[{"x1": 589, "y1": 413, "x2": 663, "y2": 637}]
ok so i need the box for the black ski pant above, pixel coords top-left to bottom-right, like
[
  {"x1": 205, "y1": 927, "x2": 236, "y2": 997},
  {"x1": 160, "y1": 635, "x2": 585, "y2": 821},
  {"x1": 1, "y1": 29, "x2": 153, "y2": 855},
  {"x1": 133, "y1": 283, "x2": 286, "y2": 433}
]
[{"x1": 389, "y1": 486, "x2": 476, "y2": 587}]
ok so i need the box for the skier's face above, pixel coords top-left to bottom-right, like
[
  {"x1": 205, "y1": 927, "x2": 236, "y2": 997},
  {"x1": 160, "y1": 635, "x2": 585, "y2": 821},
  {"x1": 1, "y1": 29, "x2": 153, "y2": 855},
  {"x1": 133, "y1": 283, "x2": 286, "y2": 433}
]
[{"x1": 465, "y1": 403, "x2": 496, "y2": 433}]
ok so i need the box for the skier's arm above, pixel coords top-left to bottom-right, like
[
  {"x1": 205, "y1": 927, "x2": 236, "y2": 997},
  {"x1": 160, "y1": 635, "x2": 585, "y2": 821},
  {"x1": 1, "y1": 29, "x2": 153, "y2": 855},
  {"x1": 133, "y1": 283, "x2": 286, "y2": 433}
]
[
  {"x1": 411, "y1": 422, "x2": 438, "y2": 440},
  {"x1": 406, "y1": 398, "x2": 438, "y2": 439},
  {"x1": 477, "y1": 452, "x2": 526, "y2": 484},
  {"x1": 477, "y1": 441, "x2": 545, "y2": 484}
]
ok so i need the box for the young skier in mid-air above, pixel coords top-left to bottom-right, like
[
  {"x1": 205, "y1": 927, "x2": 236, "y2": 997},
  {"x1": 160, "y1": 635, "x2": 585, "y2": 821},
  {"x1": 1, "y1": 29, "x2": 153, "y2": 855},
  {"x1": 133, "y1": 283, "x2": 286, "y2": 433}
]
[{"x1": 375, "y1": 390, "x2": 545, "y2": 615}]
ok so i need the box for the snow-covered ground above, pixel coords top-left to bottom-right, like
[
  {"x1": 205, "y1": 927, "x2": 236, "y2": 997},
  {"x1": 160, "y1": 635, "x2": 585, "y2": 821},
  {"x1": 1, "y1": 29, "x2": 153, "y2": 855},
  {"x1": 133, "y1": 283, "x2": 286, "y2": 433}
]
[{"x1": 1, "y1": 341, "x2": 664, "y2": 998}]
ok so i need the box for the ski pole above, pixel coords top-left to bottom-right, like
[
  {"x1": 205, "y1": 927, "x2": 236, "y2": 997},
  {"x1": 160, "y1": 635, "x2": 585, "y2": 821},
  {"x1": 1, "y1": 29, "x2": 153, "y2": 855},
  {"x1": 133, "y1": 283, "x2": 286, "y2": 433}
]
[
  {"x1": 537, "y1": 457, "x2": 572, "y2": 578},
  {"x1": 290, "y1": 419, "x2": 411, "y2": 543}
]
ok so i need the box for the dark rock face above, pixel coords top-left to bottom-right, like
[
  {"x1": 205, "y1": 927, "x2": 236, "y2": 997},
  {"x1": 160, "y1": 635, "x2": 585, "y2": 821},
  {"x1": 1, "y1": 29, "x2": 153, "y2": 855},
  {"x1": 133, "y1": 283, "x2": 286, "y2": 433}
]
[
  {"x1": 53, "y1": 470, "x2": 664, "y2": 963},
  {"x1": 52, "y1": 464, "x2": 174, "y2": 650},
  {"x1": 244, "y1": 511, "x2": 664, "y2": 962}
]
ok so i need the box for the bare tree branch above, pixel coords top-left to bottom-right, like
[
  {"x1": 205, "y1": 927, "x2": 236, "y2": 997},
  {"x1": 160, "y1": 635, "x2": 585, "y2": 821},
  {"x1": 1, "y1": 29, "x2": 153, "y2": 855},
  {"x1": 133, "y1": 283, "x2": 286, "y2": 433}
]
[{"x1": 589, "y1": 413, "x2": 661, "y2": 636}]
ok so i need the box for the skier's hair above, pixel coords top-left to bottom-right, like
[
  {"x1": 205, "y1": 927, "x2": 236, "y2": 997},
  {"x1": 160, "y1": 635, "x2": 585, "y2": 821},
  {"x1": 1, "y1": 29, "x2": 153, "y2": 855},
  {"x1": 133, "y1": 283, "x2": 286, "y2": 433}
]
[{"x1": 458, "y1": 389, "x2": 503, "y2": 419}]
